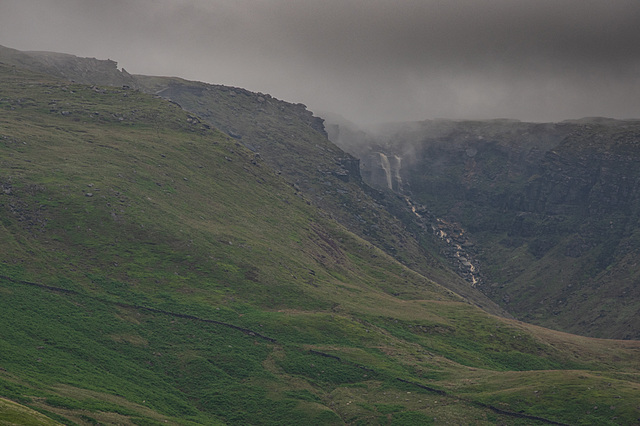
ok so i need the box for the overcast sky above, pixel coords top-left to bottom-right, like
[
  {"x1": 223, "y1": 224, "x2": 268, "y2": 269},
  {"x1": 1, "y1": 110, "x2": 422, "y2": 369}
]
[{"x1": 1, "y1": 0, "x2": 640, "y2": 125}]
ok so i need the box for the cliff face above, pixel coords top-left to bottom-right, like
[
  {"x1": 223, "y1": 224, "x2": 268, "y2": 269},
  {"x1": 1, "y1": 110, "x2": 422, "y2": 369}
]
[
  {"x1": 331, "y1": 118, "x2": 640, "y2": 339},
  {"x1": 499, "y1": 127, "x2": 640, "y2": 339}
]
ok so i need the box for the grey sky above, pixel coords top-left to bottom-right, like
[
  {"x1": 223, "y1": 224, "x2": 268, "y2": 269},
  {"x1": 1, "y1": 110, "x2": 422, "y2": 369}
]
[{"x1": 1, "y1": 0, "x2": 640, "y2": 125}]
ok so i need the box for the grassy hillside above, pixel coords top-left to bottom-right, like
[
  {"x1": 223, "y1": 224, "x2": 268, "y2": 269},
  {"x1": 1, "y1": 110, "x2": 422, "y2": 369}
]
[
  {"x1": 0, "y1": 43, "x2": 505, "y2": 317},
  {"x1": 131, "y1": 75, "x2": 501, "y2": 315},
  {"x1": 1, "y1": 63, "x2": 640, "y2": 425}
]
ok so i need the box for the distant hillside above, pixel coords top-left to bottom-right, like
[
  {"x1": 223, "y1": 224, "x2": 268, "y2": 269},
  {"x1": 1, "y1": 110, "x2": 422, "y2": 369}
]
[
  {"x1": 1, "y1": 48, "x2": 640, "y2": 425},
  {"x1": 0, "y1": 43, "x2": 505, "y2": 316},
  {"x1": 331, "y1": 117, "x2": 640, "y2": 339}
]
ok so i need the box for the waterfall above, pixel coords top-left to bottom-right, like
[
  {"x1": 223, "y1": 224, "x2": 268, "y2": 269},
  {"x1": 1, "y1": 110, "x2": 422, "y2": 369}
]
[
  {"x1": 378, "y1": 152, "x2": 393, "y2": 189},
  {"x1": 390, "y1": 155, "x2": 403, "y2": 192},
  {"x1": 363, "y1": 152, "x2": 403, "y2": 192}
]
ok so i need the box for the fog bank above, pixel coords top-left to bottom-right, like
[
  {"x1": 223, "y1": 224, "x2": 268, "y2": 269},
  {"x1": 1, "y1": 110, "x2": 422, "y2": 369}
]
[{"x1": 2, "y1": 0, "x2": 639, "y2": 125}]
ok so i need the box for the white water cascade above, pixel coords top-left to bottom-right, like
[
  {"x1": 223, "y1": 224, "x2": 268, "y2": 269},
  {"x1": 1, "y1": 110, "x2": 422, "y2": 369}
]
[
  {"x1": 374, "y1": 152, "x2": 403, "y2": 191},
  {"x1": 390, "y1": 154, "x2": 403, "y2": 192},
  {"x1": 378, "y1": 152, "x2": 393, "y2": 189}
]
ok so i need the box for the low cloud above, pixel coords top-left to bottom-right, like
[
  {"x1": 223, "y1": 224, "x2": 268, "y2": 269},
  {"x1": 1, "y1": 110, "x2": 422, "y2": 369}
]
[{"x1": 2, "y1": 0, "x2": 639, "y2": 124}]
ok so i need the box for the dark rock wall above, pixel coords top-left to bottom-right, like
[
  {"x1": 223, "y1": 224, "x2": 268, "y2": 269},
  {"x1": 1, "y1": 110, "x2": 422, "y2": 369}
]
[{"x1": 331, "y1": 118, "x2": 640, "y2": 339}]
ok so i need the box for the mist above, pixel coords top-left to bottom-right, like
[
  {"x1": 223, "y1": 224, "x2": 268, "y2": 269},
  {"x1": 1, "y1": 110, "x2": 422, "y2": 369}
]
[{"x1": 1, "y1": 0, "x2": 639, "y2": 125}]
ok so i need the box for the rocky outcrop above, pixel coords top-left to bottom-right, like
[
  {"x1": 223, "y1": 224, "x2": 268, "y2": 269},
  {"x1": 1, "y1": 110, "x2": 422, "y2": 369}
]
[{"x1": 0, "y1": 44, "x2": 136, "y2": 88}]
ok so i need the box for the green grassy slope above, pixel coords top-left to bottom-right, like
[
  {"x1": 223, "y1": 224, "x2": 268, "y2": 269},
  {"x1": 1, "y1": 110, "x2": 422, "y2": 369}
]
[
  {"x1": 1, "y1": 63, "x2": 640, "y2": 425},
  {"x1": 132, "y1": 75, "x2": 500, "y2": 315},
  {"x1": 0, "y1": 397, "x2": 62, "y2": 425},
  {"x1": 0, "y1": 43, "x2": 506, "y2": 317}
]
